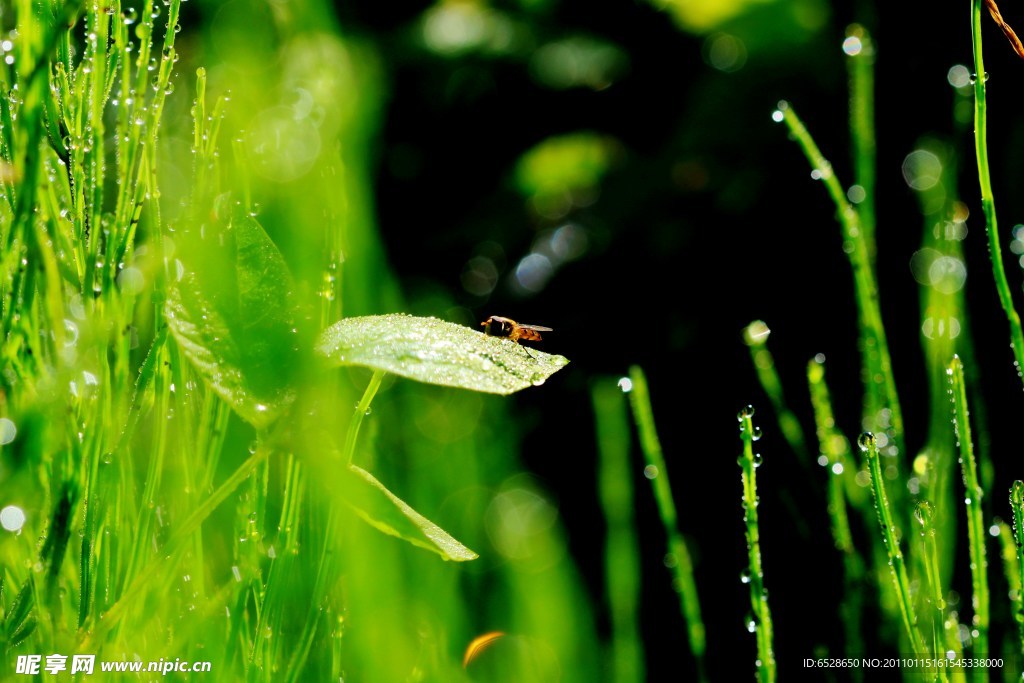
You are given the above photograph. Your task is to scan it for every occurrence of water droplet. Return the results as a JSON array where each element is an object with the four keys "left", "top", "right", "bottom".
[
  {"left": 617, "top": 377, "right": 633, "bottom": 392},
  {"left": 736, "top": 405, "right": 755, "bottom": 421},
  {"left": 857, "top": 432, "right": 875, "bottom": 451}
]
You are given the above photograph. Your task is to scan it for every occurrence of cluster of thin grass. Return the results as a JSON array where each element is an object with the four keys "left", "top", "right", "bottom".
[
  {"left": 745, "top": 7, "right": 1024, "bottom": 676},
  {"left": 2, "top": 4, "right": 601, "bottom": 681},
  {"left": 585, "top": 9, "right": 1024, "bottom": 681}
]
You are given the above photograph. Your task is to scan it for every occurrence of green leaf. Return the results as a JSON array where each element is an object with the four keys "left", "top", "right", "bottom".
[
  {"left": 165, "top": 210, "right": 299, "bottom": 427},
  {"left": 4, "top": 580, "right": 34, "bottom": 642},
  {"left": 316, "top": 314, "right": 569, "bottom": 395},
  {"left": 343, "top": 465, "right": 477, "bottom": 562}
]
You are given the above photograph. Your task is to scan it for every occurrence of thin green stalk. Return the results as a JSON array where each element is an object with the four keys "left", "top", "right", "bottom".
[
  {"left": 1008, "top": 482, "right": 1024, "bottom": 657},
  {"left": 286, "top": 371, "right": 386, "bottom": 680},
  {"left": 948, "top": 356, "right": 990, "bottom": 670},
  {"left": 122, "top": 342, "right": 171, "bottom": 605},
  {"left": 807, "top": 358, "right": 865, "bottom": 675},
  {"left": 592, "top": 379, "right": 644, "bottom": 683},
  {"left": 994, "top": 520, "right": 1024, "bottom": 659},
  {"left": 344, "top": 370, "right": 385, "bottom": 466},
  {"left": 846, "top": 23, "right": 876, "bottom": 260},
  {"left": 737, "top": 406, "right": 775, "bottom": 683},
  {"left": 970, "top": 0, "right": 1024, "bottom": 383},
  {"left": 626, "top": 366, "right": 706, "bottom": 681},
  {"left": 774, "top": 101, "right": 905, "bottom": 464},
  {"left": 914, "top": 502, "right": 960, "bottom": 683},
  {"left": 860, "top": 432, "right": 926, "bottom": 654},
  {"left": 742, "top": 321, "right": 811, "bottom": 467},
  {"left": 80, "top": 444, "right": 272, "bottom": 650}
]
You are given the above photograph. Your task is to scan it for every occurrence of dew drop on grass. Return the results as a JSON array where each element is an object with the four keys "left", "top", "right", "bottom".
[
  {"left": 617, "top": 377, "right": 632, "bottom": 392},
  {"left": 857, "top": 432, "right": 875, "bottom": 451},
  {"left": 736, "top": 405, "right": 755, "bottom": 421},
  {"left": 739, "top": 570, "right": 751, "bottom": 584},
  {"left": 643, "top": 464, "right": 658, "bottom": 479}
]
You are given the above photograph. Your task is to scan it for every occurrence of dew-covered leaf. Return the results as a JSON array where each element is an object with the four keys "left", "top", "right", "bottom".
[
  {"left": 316, "top": 314, "right": 569, "bottom": 395},
  {"left": 165, "top": 210, "right": 299, "bottom": 428},
  {"left": 343, "top": 464, "right": 478, "bottom": 562}
]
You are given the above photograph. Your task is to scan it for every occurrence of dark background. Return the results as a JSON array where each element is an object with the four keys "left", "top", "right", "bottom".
[{"left": 338, "top": 0, "right": 1024, "bottom": 677}]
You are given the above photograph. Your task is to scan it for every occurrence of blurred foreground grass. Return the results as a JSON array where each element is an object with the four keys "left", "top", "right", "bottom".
[{"left": 0, "top": 2, "right": 598, "bottom": 680}]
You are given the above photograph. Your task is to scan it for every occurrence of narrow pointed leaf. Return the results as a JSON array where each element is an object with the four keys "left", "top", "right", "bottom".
[
  {"left": 343, "top": 465, "right": 477, "bottom": 562},
  {"left": 316, "top": 314, "right": 569, "bottom": 395}
]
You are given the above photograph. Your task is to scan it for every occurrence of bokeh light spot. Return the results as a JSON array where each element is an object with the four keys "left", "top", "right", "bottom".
[
  {"left": 902, "top": 150, "right": 942, "bottom": 191},
  {"left": 0, "top": 505, "right": 25, "bottom": 532}
]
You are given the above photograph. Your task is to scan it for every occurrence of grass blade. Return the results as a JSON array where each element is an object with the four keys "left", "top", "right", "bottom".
[
  {"left": 807, "top": 358, "right": 866, "bottom": 673},
  {"left": 948, "top": 356, "right": 990, "bottom": 669},
  {"left": 742, "top": 321, "right": 811, "bottom": 467},
  {"left": 860, "top": 432, "right": 926, "bottom": 654},
  {"left": 773, "top": 101, "right": 905, "bottom": 462},
  {"left": 625, "top": 366, "right": 706, "bottom": 681},
  {"left": 969, "top": 0, "right": 1024, "bottom": 385},
  {"left": 1008, "top": 482, "right": 1024, "bottom": 658},
  {"left": 592, "top": 378, "right": 644, "bottom": 683},
  {"left": 736, "top": 406, "right": 775, "bottom": 683}
]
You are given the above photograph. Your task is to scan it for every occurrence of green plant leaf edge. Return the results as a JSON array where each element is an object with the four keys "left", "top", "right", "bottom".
[{"left": 345, "top": 465, "right": 478, "bottom": 562}]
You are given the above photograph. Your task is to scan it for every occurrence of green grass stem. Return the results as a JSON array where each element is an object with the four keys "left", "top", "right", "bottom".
[
  {"left": 807, "top": 358, "right": 866, "bottom": 672},
  {"left": 859, "top": 432, "right": 927, "bottom": 655},
  {"left": 914, "top": 502, "right": 964, "bottom": 683},
  {"left": 592, "top": 379, "right": 645, "bottom": 683},
  {"left": 736, "top": 407, "right": 775, "bottom": 683},
  {"left": 948, "top": 356, "right": 990, "bottom": 669},
  {"left": 994, "top": 519, "right": 1024, "bottom": 660},
  {"left": 1009, "top": 482, "right": 1024, "bottom": 657},
  {"left": 80, "top": 444, "right": 272, "bottom": 650},
  {"left": 970, "top": 0, "right": 1024, "bottom": 385},
  {"left": 743, "top": 321, "right": 811, "bottom": 467},
  {"left": 285, "top": 371, "right": 386, "bottom": 680},
  {"left": 774, "top": 101, "right": 905, "bottom": 465},
  {"left": 625, "top": 366, "right": 706, "bottom": 680},
  {"left": 845, "top": 23, "right": 876, "bottom": 260}
]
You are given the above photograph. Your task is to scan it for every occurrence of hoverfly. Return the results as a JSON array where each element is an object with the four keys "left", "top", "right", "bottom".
[{"left": 480, "top": 316, "right": 552, "bottom": 344}]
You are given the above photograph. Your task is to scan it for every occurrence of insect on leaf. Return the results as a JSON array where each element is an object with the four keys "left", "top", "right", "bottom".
[{"left": 316, "top": 314, "right": 569, "bottom": 395}]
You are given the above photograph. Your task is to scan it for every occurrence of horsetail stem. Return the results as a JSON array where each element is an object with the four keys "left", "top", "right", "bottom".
[
  {"left": 626, "top": 366, "right": 706, "bottom": 679},
  {"left": 860, "top": 432, "right": 926, "bottom": 654},
  {"left": 948, "top": 356, "right": 989, "bottom": 667},
  {"left": 737, "top": 406, "right": 775, "bottom": 683}
]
